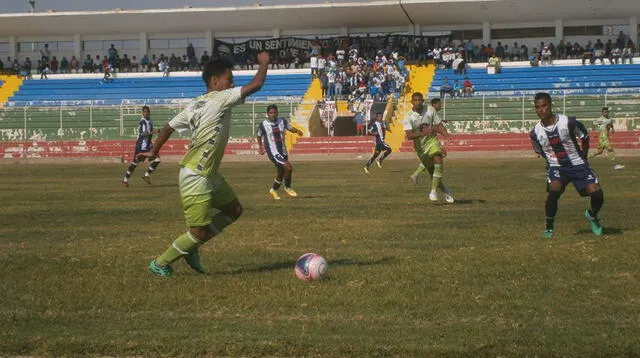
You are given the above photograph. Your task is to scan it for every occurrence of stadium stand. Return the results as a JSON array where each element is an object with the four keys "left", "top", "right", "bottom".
[
  {"left": 429, "top": 64, "right": 640, "bottom": 97},
  {"left": 7, "top": 73, "right": 310, "bottom": 104}
]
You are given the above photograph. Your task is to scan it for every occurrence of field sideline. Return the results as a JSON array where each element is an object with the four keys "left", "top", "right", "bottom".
[{"left": 1, "top": 157, "right": 639, "bottom": 357}]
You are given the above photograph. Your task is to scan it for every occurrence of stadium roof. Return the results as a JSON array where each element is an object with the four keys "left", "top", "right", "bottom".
[{"left": 0, "top": 0, "right": 638, "bottom": 37}]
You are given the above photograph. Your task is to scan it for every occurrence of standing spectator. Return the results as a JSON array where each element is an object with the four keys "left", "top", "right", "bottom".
[
  {"left": 556, "top": 40, "right": 567, "bottom": 60},
  {"left": 487, "top": 53, "right": 501, "bottom": 73},
  {"left": 465, "top": 39, "right": 475, "bottom": 62},
  {"left": 309, "top": 51, "right": 318, "bottom": 77},
  {"left": 510, "top": 42, "right": 520, "bottom": 61},
  {"left": 102, "top": 61, "right": 113, "bottom": 83},
  {"left": 158, "top": 58, "right": 169, "bottom": 77},
  {"left": 616, "top": 31, "right": 627, "bottom": 49},
  {"left": 49, "top": 56, "right": 59, "bottom": 73},
  {"left": 39, "top": 60, "right": 50, "bottom": 79},
  {"left": 40, "top": 44, "right": 50, "bottom": 63},
  {"left": 541, "top": 46, "right": 553, "bottom": 66},
  {"left": 495, "top": 42, "right": 505, "bottom": 59},
  {"left": 199, "top": 51, "right": 210, "bottom": 69},
  {"left": 186, "top": 43, "right": 197, "bottom": 69},
  {"left": 592, "top": 39, "right": 605, "bottom": 64},
  {"left": 140, "top": 54, "right": 150, "bottom": 72},
  {"left": 107, "top": 44, "right": 118, "bottom": 65},
  {"left": 122, "top": 54, "right": 132, "bottom": 72}
]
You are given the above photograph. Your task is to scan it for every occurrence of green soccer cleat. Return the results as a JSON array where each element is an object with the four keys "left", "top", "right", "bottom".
[
  {"left": 148, "top": 259, "right": 172, "bottom": 277},
  {"left": 184, "top": 248, "right": 206, "bottom": 274},
  {"left": 584, "top": 209, "right": 603, "bottom": 236},
  {"left": 542, "top": 229, "right": 553, "bottom": 239}
]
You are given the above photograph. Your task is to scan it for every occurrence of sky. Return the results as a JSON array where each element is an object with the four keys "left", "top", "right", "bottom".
[{"left": 2, "top": 0, "right": 373, "bottom": 13}]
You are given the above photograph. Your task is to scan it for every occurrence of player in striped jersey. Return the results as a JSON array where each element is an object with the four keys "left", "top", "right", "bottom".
[
  {"left": 122, "top": 106, "right": 161, "bottom": 187},
  {"left": 257, "top": 104, "right": 304, "bottom": 200},
  {"left": 363, "top": 112, "right": 392, "bottom": 173},
  {"left": 530, "top": 92, "right": 604, "bottom": 238}
]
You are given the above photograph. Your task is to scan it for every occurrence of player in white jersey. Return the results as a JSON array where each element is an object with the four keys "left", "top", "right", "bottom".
[
  {"left": 122, "top": 106, "right": 161, "bottom": 187},
  {"left": 530, "top": 92, "right": 604, "bottom": 239},
  {"left": 139, "top": 52, "right": 271, "bottom": 276},
  {"left": 363, "top": 112, "right": 392, "bottom": 173},
  {"left": 589, "top": 107, "right": 624, "bottom": 169},
  {"left": 257, "top": 104, "right": 304, "bottom": 200}
]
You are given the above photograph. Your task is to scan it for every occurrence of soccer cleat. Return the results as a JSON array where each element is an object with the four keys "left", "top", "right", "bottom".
[
  {"left": 122, "top": 180, "right": 129, "bottom": 188},
  {"left": 363, "top": 166, "right": 370, "bottom": 174},
  {"left": 542, "top": 229, "right": 554, "bottom": 239},
  {"left": 184, "top": 248, "right": 206, "bottom": 274},
  {"left": 409, "top": 175, "right": 418, "bottom": 185},
  {"left": 376, "top": 160, "right": 383, "bottom": 168},
  {"left": 269, "top": 188, "right": 281, "bottom": 200},
  {"left": 428, "top": 190, "right": 438, "bottom": 202},
  {"left": 148, "top": 259, "right": 172, "bottom": 277},
  {"left": 614, "top": 164, "right": 625, "bottom": 170},
  {"left": 141, "top": 176, "right": 152, "bottom": 185},
  {"left": 584, "top": 209, "right": 603, "bottom": 236},
  {"left": 443, "top": 190, "right": 455, "bottom": 204},
  {"left": 284, "top": 187, "right": 298, "bottom": 197}
]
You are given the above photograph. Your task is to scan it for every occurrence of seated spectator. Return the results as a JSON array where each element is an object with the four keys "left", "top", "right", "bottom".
[
  {"left": 49, "top": 56, "right": 59, "bottom": 73},
  {"left": 83, "top": 55, "right": 94, "bottom": 73},
  {"left": 557, "top": 40, "right": 567, "bottom": 60},
  {"left": 59, "top": 56, "right": 68, "bottom": 74},
  {"left": 452, "top": 80, "right": 462, "bottom": 97},
  {"left": 69, "top": 56, "right": 80, "bottom": 73},
  {"left": 582, "top": 42, "right": 593, "bottom": 65},
  {"left": 462, "top": 77, "right": 474, "bottom": 97},
  {"left": 609, "top": 47, "right": 622, "bottom": 64},
  {"left": 122, "top": 54, "right": 132, "bottom": 72},
  {"left": 541, "top": 46, "right": 553, "bottom": 66},
  {"left": 591, "top": 40, "right": 605, "bottom": 64},
  {"left": 529, "top": 53, "right": 540, "bottom": 67},
  {"left": 439, "top": 77, "right": 454, "bottom": 98},
  {"left": 131, "top": 56, "right": 139, "bottom": 72},
  {"left": 0, "top": 58, "right": 4, "bottom": 73},
  {"left": 200, "top": 51, "right": 210, "bottom": 68},
  {"left": 140, "top": 54, "right": 150, "bottom": 72},
  {"left": 621, "top": 42, "right": 634, "bottom": 64},
  {"left": 487, "top": 53, "right": 501, "bottom": 73}
]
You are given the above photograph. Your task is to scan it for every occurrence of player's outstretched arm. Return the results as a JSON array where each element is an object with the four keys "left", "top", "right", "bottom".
[
  {"left": 138, "top": 123, "right": 175, "bottom": 161},
  {"left": 241, "top": 52, "right": 270, "bottom": 99}
]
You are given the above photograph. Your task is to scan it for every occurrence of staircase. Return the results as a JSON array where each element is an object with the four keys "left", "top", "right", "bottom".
[
  {"left": 0, "top": 75, "right": 24, "bottom": 109},
  {"left": 387, "top": 64, "right": 436, "bottom": 152},
  {"left": 288, "top": 77, "right": 322, "bottom": 151}
]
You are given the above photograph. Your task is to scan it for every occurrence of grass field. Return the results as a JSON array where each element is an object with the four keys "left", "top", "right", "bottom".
[{"left": 1, "top": 156, "right": 639, "bottom": 357}]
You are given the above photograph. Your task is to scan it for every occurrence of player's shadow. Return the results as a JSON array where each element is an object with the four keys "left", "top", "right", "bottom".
[
  {"left": 143, "top": 184, "right": 177, "bottom": 188},
  {"left": 297, "top": 195, "right": 331, "bottom": 199},
  {"left": 575, "top": 227, "right": 624, "bottom": 236},
  {"left": 433, "top": 199, "right": 487, "bottom": 206},
  {"left": 217, "top": 257, "right": 393, "bottom": 275}
]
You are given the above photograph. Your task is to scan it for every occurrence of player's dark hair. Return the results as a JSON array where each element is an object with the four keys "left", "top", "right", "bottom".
[
  {"left": 534, "top": 92, "right": 552, "bottom": 104},
  {"left": 202, "top": 59, "right": 234, "bottom": 87},
  {"left": 266, "top": 104, "right": 278, "bottom": 112},
  {"left": 375, "top": 112, "right": 383, "bottom": 116},
  {"left": 602, "top": 107, "right": 609, "bottom": 111},
  {"left": 411, "top": 92, "right": 423, "bottom": 99},
  {"left": 142, "top": 105, "right": 150, "bottom": 111},
  {"left": 431, "top": 98, "right": 441, "bottom": 105}
]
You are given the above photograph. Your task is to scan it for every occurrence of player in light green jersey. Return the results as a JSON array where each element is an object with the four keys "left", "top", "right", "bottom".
[
  {"left": 589, "top": 107, "right": 624, "bottom": 169},
  {"left": 139, "top": 52, "right": 271, "bottom": 276},
  {"left": 404, "top": 93, "right": 454, "bottom": 203}
]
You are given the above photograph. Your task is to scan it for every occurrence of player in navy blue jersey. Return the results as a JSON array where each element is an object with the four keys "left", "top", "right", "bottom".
[
  {"left": 257, "top": 104, "right": 304, "bottom": 200},
  {"left": 122, "top": 106, "right": 161, "bottom": 187},
  {"left": 530, "top": 92, "right": 604, "bottom": 238},
  {"left": 363, "top": 112, "right": 392, "bottom": 174}
]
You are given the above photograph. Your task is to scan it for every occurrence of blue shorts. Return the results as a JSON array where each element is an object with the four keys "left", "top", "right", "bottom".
[
  {"left": 375, "top": 141, "right": 391, "bottom": 152},
  {"left": 267, "top": 152, "right": 288, "bottom": 168},
  {"left": 547, "top": 164, "right": 598, "bottom": 192}
]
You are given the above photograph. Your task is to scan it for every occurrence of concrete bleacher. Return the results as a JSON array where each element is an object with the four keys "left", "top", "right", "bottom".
[
  {"left": 7, "top": 71, "right": 310, "bottom": 105},
  {"left": 429, "top": 63, "right": 640, "bottom": 97}
]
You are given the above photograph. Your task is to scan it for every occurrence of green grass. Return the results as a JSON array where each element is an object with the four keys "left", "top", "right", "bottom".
[{"left": 1, "top": 157, "right": 640, "bottom": 357}]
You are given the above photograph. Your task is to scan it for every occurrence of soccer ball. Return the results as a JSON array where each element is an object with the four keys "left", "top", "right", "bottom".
[{"left": 295, "top": 253, "right": 328, "bottom": 281}]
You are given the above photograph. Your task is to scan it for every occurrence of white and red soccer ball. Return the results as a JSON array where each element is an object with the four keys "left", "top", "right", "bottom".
[{"left": 295, "top": 253, "right": 328, "bottom": 281}]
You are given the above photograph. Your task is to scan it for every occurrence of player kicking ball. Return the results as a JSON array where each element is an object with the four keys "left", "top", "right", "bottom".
[{"left": 256, "top": 104, "right": 304, "bottom": 200}]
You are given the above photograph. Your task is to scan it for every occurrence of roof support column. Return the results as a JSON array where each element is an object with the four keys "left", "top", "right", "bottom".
[
  {"left": 205, "top": 30, "right": 213, "bottom": 58},
  {"left": 272, "top": 28, "right": 281, "bottom": 38},
  {"left": 73, "top": 33, "right": 81, "bottom": 61},
  {"left": 9, "top": 36, "right": 17, "bottom": 60},
  {"left": 482, "top": 22, "right": 491, "bottom": 45},
  {"left": 139, "top": 32, "right": 148, "bottom": 57},
  {"left": 340, "top": 26, "right": 349, "bottom": 37},
  {"left": 630, "top": 16, "right": 638, "bottom": 53},
  {"left": 409, "top": 24, "right": 421, "bottom": 36},
  {"left": 555, "top": 19, "right": 563, "bottom": 44}
]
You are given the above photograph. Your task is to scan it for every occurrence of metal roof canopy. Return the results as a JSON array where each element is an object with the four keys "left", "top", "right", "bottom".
[{"left": 0, "top": 0, "right": 638, "bottom": 37}]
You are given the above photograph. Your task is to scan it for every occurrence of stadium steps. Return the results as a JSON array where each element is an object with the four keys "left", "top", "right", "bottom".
[
  {"left": 388, "top": 64, "right": 436, "bottom": 152},
  {"left": 0, "top": 75, "right": 24, "bottom": 109},
  {"left": 288, "top": 77, "right": 322, "bottom": 152}
]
